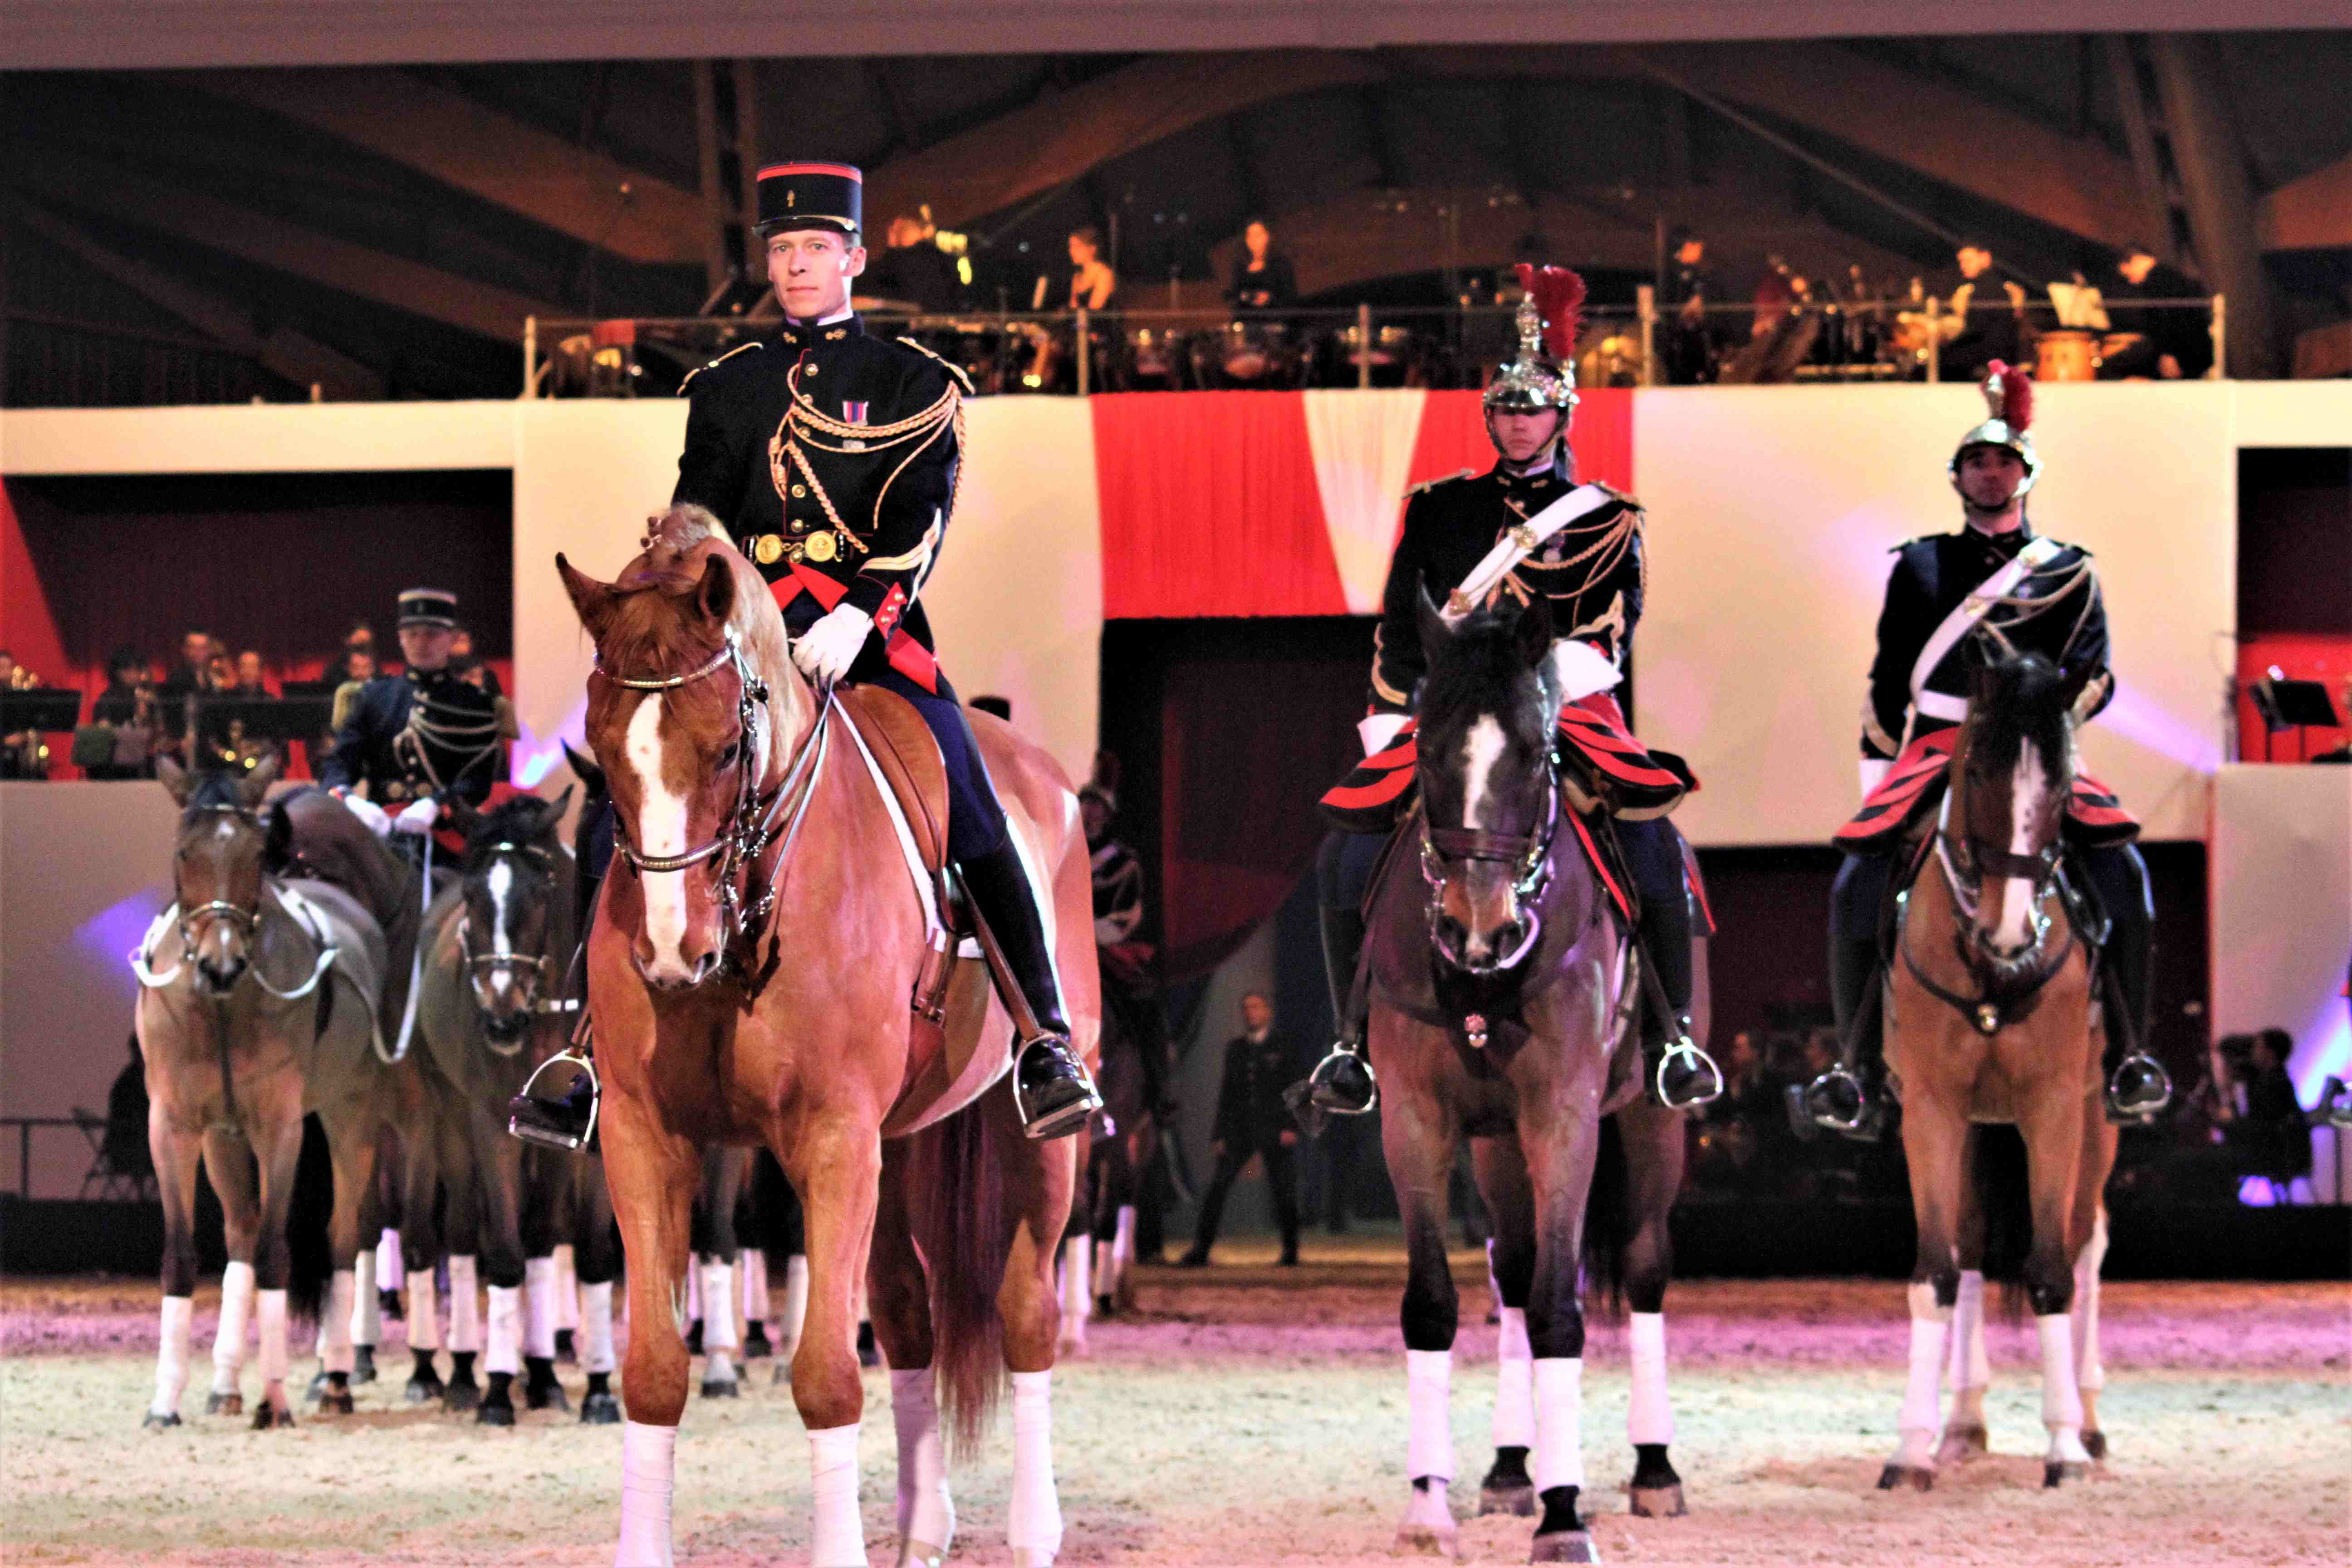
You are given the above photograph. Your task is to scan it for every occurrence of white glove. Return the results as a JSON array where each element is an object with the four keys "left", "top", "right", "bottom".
[
  {"left": 1546, "top": 638, "right": 1623, "bottom": 702},
  {"left": 391, "top": 798, "right": 440, "bottom": 836},
  {"left": 1357, "top": 712, "right": 1409, "bottom": 757},
  {"left": 1858, "top": 758, "right": 1892, "bottom": 799},
  {"left": 341, "top": 793, "right": 391, "bottom": 837},
  {"left": 791, "top": 603, "right": 874, "bottom": 684}
]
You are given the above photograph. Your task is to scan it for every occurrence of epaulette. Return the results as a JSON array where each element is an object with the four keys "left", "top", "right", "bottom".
[
  {"left": 677, "top": 341, "right": 762, "bottom": 395},
  {"left": 1889, "top": 534, "right": 1940, "bottom": 553},
  {"left": 1406, "top": 468, "right": 1476, "bottom": 497},
  {"left": 894, "top": 335, "right": 976, "bottom": 397}
]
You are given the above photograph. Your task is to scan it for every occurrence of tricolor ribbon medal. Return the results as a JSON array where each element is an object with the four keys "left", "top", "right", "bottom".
[{"left": 843, "top": 400, "right": 869, "bottom": 451}]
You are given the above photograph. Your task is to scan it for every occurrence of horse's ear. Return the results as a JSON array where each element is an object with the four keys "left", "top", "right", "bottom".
[
  {"left": 261, "top": 799, "right": 294, "bottom": 874},
  {"left": 1416, "top": 577, "right": 1453, "bottom": 655},
  {"left": 1514, "top": 594, "right": 1555, "bottom": 668},
  {"left": 156, "top": 754, "right": 191, "bottom": 806},
  {"left": 237, "top": 751, "right": 282, "bottom": 807},
  {"left": 538, "top": 785, "right": 576, "bottom": 837},
  {"left": 557, "top": 554, "right": 620, "bottom": 640},
  {"left": 444, "top": 795, "right": 485, "bottom": 842},
  {"left": 562, "top": 740, "right": 606, "bottom": 798},
  {"left": 692, "top": 554, "right": 735, "bottom": 627}
]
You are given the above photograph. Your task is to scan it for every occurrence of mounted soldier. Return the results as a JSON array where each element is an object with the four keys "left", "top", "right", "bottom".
[
  {"left": 1303, "top": 264, "right": 1724, "bottom": 1119},
  {"left": 321, "top": 587, "right": 510, "bottom": 839},
  {"left": 523, "top": 159, "right": 1097, "bottom": 1149},
  {"left": 1800, "top": 363, "right": 2172, "bottom": 1135}
]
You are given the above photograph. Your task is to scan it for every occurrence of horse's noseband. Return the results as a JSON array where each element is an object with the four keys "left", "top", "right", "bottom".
[
  {"left": 457, "top": 840, "right": 577, "bottom": 1034},
  {"left": 175, "top": 803, "right": 264, "bottom": 964},
  {"left": 1421, "top": 758, "right": 1559, "bottom": 971}
]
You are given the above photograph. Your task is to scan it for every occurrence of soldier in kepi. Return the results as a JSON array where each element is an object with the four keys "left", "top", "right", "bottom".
[
  {"left": 523, "top": 161, "right": 1098, "bottom": 1146},
  {"left": 1801, "top": 363, "right": 2171, "bottom": 1136},
  {"left": 321, "top": 587, "right": 510, "bottom": 836},
  {"left": 1303, "top": 265, "right": 1724, "bottom": 1120}
]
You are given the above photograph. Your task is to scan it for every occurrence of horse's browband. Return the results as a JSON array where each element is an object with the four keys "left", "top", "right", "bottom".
[{"left": 593, "top": 633, "right": 737, "bottom": 691}]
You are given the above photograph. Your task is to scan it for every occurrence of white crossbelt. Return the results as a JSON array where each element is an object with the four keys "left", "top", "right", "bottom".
[
  {"left": 1908, "top": 535, "right": 2064, "bottom": 723},
  {"left": 1441, "top": 482, "right": 1620, "bottom": 622}
]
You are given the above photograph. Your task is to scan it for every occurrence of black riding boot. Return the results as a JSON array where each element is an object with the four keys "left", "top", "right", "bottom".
[
  {"left": 1301, "top": 831, "right": 1380, "bottom": 1117},
  {"left": 1801, "top": 933, "right": 1887, "bottom": 1139},
  {"left": 960, "top": 840, "right": 1101, "bottom": 1140},
  {"left": 2084, "top": 845, "right": 2171, "bottom": 1122},
  {"left": 1621, "top": 820, "right": 1721, "bottom": 1110},
  {"left": 507, "top": 1051, "right": 599, "bottom": 1152}
]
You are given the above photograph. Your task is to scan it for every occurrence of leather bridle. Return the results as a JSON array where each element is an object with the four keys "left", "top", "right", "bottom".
[
  {"left": 455, "top": 838, "right": 578, "bottom": 1044},
  {"left": 1420, "top": 750, "right": 1560, "bottom": 974},
  {"left": 1900, "top": 771, "right": 2072, "bottom": 1034}
]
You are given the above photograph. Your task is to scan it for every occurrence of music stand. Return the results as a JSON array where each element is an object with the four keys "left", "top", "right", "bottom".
[
  {"left": 278, "top": 680, "right": 342, "bottom": 701},
  {"left": 191, "top": 695, "right": 334, "bottom": 745},
  {"left": 2249, "top": 673, "right": 2342, "bottom": 762},
  {"left": 0, "top": 688, "right": 86, "bottom": 735}
]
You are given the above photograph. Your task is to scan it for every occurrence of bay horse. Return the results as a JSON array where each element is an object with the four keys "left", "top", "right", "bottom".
[
  {"left": 1877, "top": 647, "right": 2110, "bottom": 1491},
  {"left": 559, "top": 505, "right": 1095, "bottom": 1568},
  {"left": 133, "top": 757, "right": 414, "bottom": 1428},
  {"left": 409, "top": 789, "right": 602, "bottom": 1422},
  {"left": 1368, "top": 592, "right": 1707, "bottom": 1564}
]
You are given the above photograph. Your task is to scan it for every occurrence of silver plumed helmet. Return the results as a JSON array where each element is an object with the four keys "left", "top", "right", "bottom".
[
  {"left": 1483, "top": 265, "right": 1585, "bottom": 415},
  {"left": 1948, "top": 360, "right": 2042, "bottom": 499}
]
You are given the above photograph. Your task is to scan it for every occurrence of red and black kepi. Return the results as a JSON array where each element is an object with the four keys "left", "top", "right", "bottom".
[{"left": 755, "top": 161, "right": 862, "bottom": 237}]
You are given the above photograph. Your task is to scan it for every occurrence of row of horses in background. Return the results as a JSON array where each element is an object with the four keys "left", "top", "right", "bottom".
[{"left": 127, "top": 509, "right": 2129, "bottom": 1568}]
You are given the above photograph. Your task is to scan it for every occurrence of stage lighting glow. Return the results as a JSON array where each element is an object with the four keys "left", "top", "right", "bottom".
[
  {"left": 2094, "top": 680, "right": 2223, "bottom": 774},
  {"left": 510, "top": 700, "right": 588, "bottom": 789},
  {"left": 2292, "top": 999, "right": 2351, "bottom": 1107},
  {"left": 77, "top": 887, "right": 171, "bottom": 980}
]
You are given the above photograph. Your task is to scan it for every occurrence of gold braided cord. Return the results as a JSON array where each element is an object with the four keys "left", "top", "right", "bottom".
[
  {"left": 1500, "top": 502, "right": 1640, "bottom": 612},
  {"left": 1975, "top": 553, "right": 2102, "bottom": 662},
  {"left": 766, "top": 361, "right": 963, "bottom": 568}
]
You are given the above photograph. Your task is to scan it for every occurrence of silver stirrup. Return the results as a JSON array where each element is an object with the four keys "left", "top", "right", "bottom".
[
  {"left": 509, "top": 1049, "right": 599, "bottom": 1152},
  {"left": 1806, "top": 1064, "right": 1868, "bottom": 1133},
  {"left": 1656, "top": 1037, "right": 1724, "bottom": 1109}
]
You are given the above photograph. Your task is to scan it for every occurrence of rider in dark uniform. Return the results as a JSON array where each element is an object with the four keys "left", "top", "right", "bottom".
[
  {"left": 1801, "top": 363, "right": 2171, "bottom": 1134},
  {"left": 320, "top": 587, "right": 507, "bottom": 820},
  {"left": 1303, "top": 267, "right": 1723, "bottom": 1118},
  {"left": 666, "top": 160, "right": 1097, "bottom": 1141}
]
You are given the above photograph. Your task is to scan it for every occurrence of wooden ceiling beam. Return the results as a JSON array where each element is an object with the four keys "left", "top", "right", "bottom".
[
  {"left": 195, "top": 67, "right": 704, "bottom": 267},
  {"left": 2259, "top": 152, "right": 2352, "bottom": 253}
]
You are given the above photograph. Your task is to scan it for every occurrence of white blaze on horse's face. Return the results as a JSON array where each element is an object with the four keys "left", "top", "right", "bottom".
[
  {"left": 625, "top": 691, "right": 698, "bottom": 981},
  {"left": 1460, "top": 715, "right": 1509, "bottom": 830},
  {"left": 485, "top": 860, "right": 515, "bottom": 957},
  {"left": 1988, "top": 745, "right": 2051, "bottom": 956}
]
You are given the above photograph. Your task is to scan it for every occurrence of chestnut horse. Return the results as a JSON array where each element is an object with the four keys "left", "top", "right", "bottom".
[
  {"left": 560, "top": 506, "right": 1094, "bottom": 1568},
  {"left": 1877, "top": 647, "right": 2112, "bottom": 1492},
  {"left": 1369, "top": 593, "right": 1706, "bottom": 1565}
]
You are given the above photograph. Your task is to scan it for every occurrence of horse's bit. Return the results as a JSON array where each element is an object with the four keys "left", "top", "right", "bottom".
[
  {"left": 455, "top": 838, "right": 579, "bottom": 1054},
  {"left": 130, "top": 802, "right": 337, "bottom": 1002},
  {"left": 1420, "top": 753, "right": 1561, "bottom": 975},
  {"left": 1901, "top": 786, "right": 2069, "bottom": 1035}
]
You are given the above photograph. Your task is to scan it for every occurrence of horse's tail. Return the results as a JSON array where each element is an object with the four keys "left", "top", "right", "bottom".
[
  {"left": 909, "top": 1100, "right": 1010, "bottom": 1462},
  {"left": 1970, "top": 1122, "right": 2034, "bottom": 1323},
  {"left": 285, "top": 1112, "right": 337, "bottom": 1326},
  {"left": 1580, "top": 1112, "right": 1630, "bottom": 1319}
]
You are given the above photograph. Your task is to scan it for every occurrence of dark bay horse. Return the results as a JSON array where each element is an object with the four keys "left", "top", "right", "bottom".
[
  {"left": 134, "top": 757, "right": 414, "bottom": 1428},
  {"left": 559, "top": 506, "right": 1095, "bottom": 1567},
  {"left": 1877, "top": 649, "right": 2111, "bottom": 1492},
  {"left": 1368, "top": 593, "right": 1707, "bottom": 1565}
]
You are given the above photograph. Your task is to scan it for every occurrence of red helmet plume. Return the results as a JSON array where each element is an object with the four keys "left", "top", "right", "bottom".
[{"left": 1515, "top": 264, "right": 1587, "bottom": 361}]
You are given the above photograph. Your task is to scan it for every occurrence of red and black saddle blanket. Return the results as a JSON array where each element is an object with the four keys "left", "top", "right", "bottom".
[
  {"left": 1834, "top": 731, "right": 2139, "bottom": 854},
  {"left": 1321, "top": 694, "right": 1697, "bottom": 835}
]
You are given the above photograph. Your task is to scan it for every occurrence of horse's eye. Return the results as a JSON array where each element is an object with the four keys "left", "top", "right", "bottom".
[{"left": 717, "top": 739, "right": 741, "bottom": 768}]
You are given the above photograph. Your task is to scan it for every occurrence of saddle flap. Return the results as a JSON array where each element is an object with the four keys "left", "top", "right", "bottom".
[{"left": 837, "top": 686, "right": 951, "bottom": 882}]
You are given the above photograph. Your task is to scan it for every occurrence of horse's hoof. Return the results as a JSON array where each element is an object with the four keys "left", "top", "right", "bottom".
[
  {"left": 897, "top": 1538, "right": 949, "bottom": 1568},
  {"left": 317, "top": 1389, "right": 355, "bottom": 1416},
  {"left": 856, "top": 1323, "right": 882, "bottom": 1369},
  {"left": 404, "top": 1374, "right": 444, "bottom": 1404},
  {"left": 1876, "top": 1464, "right": 1934, "bottom": 1492},
  {"left": 477, "top": 1399, "right": 516, "bottom": 1428},
  {"left": 580, "top": 1391, "right": 622, "bottom": 1425},
  {"left": 526, "top": 1380, "right": 570, "bottom": 1413},
  {"left": 742, "top": 1323, "right": 772, "bottom": 1360},
  {"left": 1011, "top": 1550, "right": 1057, "bottom": 1568},
  {"left": 206, "top": 1392, "right": 243, "bottom": 1417},
  {"left": 2082, "top": 1430, "right": 2107, "bottom": 1463},
  {"left": 305, "top": 1368, "right": 330, "bottom": 1401},
  {"left": 1629, "top": 1483, "right": 1687, "bottom": 1519},
  {"left": 554, "top": 1329, "right": 576, "bottom": 1364},
  {"left": 351, "top": 1346, "right": 377, "bottom": 1384},
  {"left": 443, "top": 1381, "right": 481, "bottom": 1414},
  {"left": 252, "top": 1402, "right": 295, "bottom": 1431},
  {"left": 700, "top": 1376, "right": 740, "bottom": 1400},
  {"left": 2043, "top": 1459, "right": 2090, "bottom": 1489},
  {"left": 142, "top": 1411, "right": 182, "bottom": 1431},
  {"left": 1392, "top": 1524, "right": 1458, "bottom": 1558},
  {"left": 1530, "top": 1529, "right": 1600, "bottom": 1564},
  {"left": 1935, "top": 1423, "right": 1988, "bottom": 1466},
  {"left": 1480, "top": 1483, "right": 1537, "bottom": 1518},
  {"left": 684, "top": 1320, "right": 704, "bottom": 1356}
]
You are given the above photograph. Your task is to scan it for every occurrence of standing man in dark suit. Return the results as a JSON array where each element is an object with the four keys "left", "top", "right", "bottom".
[{"left": 1181, "top": 993, "right": 1303, "bottom": 1268}]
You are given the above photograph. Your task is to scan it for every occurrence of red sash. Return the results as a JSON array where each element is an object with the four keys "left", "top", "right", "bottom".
[{"left": 1834, "top": 730, "right": 2139, "bottom": 853}]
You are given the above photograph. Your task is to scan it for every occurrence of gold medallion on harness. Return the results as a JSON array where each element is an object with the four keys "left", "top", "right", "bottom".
[
  {"left": 804, "top": 530, "right": 838, "bottom": 563},
  {"left": 753, "top": 533, "right": 785, "bottom": 565}
]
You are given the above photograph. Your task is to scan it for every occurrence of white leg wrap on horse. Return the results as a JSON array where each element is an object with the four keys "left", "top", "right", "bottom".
[
  {"left": 1947, "top": 1270, "right": 1991, "bottom": 1392},
  {"left": 616, "top": 1420, "right": 677, "bottom": 1568},
  {"left": 1532, "top": 1357, "right": 1586, "bottom": 1493},
  {"left": 1059, "top": 1239, "right": 1091, "bottom": 1347},
  {"left": 1896, "top": 1282, "right": 1951, "bottom": 1465},
  {"left": 485, "top": 1284, "right": 523, "bottom": 1376},
  {"left": 2074, "top": 1213, "right": 2109, "bottom": 1392},
  {"left": 1406, "top": 1348, "right": 1454, "bottom": 1483},
  {"left": 354, "top": 1250, "right": 380, "bottom": 1348},
  {"left": 256, "top": 1288, "right": 290, "bottom": 1386},
  {"left": 555, "top": 1244, "right": 580, "bottom": 1331},
  {"left": 1091, "top": 1240, "right": 1112, "bottom": 1300},
  {"left": 779, "top": 1254, "right": 810, "bottom": 1357},
  {"left": 700, "top": 1259, "right": 736, "bottom": 1350},
  {"left": 581, "top": 1281, "right": 618, "bottom": 1374},
  {"left": 406, "top": 1273, "right": 441, "bottom": 1352},
  {"left": 892, "top": 1367, "right": 955, "bottom": 1554},
  {"left": 741, "top": 1250, "right": 769, "bottom": 1323},
  {"left": 212, "top": 1260, "right": 255, "bottom": 1388},
  {"left": 685, "top": 1259, "right": 703, "bottom": 1327},
  {"left": 808, "top": 1423, "right": 867, "bottom": 1568},
  {"left": 153, "top": 1295, "right": 193, "bottom": 1416},
  {"left": 1493, "top": 1306, "right": 1534, "bottom": 1450},
  {"left": 447, "top": 1257, "right": 481, "bottom": 1353},
  {"left": 1627, "top": 1312, "right": 1674, "bottom": 1446},
  {"left": 1007, "top": 1369, "right": 1063, "bottom": 1560},
  {"left": 2036, "top": 1313, "right": 2087, "bottom": 1432},
  {"left": 375, "top": 1230, "right": 404, "bottom": 1293},
  {"left": 322, "top": 1269, "right": 357, "bottom": 1374},
  {"left": 525, "top": 1257, "right": 559, "bottom": 1360},
  {"left": 1113, "top": 1205, "right": 1136, "bottom": 1268}
]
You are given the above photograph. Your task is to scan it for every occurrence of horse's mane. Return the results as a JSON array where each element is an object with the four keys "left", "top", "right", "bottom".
[
  {"left": 461, "top": 795, "right": 555, "bottom": 872},
  {"left": 1970, "top": 648, "right": 2071, "bottom": 778},
  {"left": 1420, "top": 607, "right": 1557, "bottom": 738}
]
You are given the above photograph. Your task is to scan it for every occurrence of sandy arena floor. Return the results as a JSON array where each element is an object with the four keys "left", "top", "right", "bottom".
[{"left": 3, "top": 1239, "right": 2346, "bottom": 1567}]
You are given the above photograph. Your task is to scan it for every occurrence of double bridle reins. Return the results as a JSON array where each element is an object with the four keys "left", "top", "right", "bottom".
[
  {"left": 1900, "top": 774, "right": 2071, "bottom": 1034},
  {"left": 593, "top": 626, "right": 834, "bottom": 973},
  {"left": 132, "top": 802, "right": 337, "bottom": 1003},
  {"left": 1420, "top": 750, "right": 1562, "bottom": 975}
]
